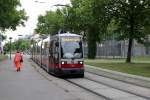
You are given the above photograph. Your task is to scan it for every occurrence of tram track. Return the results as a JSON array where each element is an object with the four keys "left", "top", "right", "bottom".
[
  {"left": 84, "top": 71, "right": 150, "bottom": 100},
  {"left": 31, "top": 60, "right": 108, "bottom": 100},
  {"left": 85, "top": 67, "right": 150, "bottom": 89},
  {"left": 85, "top": 75, "right": 150, "bottom": 100},
  {"left": 65, "top": 79, "right": 112, "bottom": 100},
  {"left": 31, "top": 60, "right": 150, "bottom": 100},
  {"left": 66, "top": 77, "right": 149, "bottom": 100}
]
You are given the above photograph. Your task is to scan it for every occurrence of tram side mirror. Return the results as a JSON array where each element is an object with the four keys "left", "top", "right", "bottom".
[{"left": 55, "top": 42, "right": 59, "bottom": 47}]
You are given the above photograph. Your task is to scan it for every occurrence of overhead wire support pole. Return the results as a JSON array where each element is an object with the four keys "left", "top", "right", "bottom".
[
  {"left": 34, "top": 1, "right": 70, "bottom": 33},
  {"left": 54, "top": 4, "right": 70, "bottom": 33}
]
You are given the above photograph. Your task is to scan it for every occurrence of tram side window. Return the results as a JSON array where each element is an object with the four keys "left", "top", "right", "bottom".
[
  {"left": 50, "top": 40, "right": 56, "bottom": 55},
  {"left": 42, "top": 48, "right": 46, "bottom": 55},
  {"left": 50, "top": 41, "right": 53, "bottom": 56},
  {"left": 54, "top": 41, "right": 59, "bottom": 63},
  {"left": 53, "top": 41, "right": 56, "bottom": 54},
  {"left": 43, "top": 42, "right": 48, "bottom": 55},
  {"left": 55, "top": 41, "right": 59, "bottom": 53}
]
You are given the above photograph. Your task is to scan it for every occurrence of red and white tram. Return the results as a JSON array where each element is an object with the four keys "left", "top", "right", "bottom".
[{"left": 31, "top": 32, "right": 84, "bottom": 77}]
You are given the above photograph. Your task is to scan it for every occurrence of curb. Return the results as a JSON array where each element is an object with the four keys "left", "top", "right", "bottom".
[{"left": 85, "top": 65, "right": 150, "bottom": 88}]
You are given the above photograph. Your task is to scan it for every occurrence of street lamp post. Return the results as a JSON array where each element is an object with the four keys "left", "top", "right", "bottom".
[
  {"left": 9, "top": 37, "right": 12, "bottom": 60},
  {"left": 17, "top": 34, "right": 23, "bottom": 50}
]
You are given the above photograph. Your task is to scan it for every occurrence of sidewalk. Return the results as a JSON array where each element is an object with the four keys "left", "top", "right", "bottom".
[{"left": 0, "top": 55, "right": 77, "bottom": 100}]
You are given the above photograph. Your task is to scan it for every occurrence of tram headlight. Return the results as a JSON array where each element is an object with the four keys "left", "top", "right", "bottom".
[
  {"left": 79, "top": 61, "right": 83, "bottom": 64},
  {"left": 61, "top": 61, "right": 65, "bottom": 64}
]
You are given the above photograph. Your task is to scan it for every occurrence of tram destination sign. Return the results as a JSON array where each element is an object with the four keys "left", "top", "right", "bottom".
[{"left": 61, "top": 37, "right": 80, "bottom": 42}]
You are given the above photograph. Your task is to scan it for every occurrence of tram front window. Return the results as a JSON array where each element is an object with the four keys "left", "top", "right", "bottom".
[{"left": 61, "top": 37, "right": 83, "bottom": 59}]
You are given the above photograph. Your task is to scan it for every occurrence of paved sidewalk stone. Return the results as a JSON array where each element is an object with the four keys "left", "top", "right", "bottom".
[{"left": 0, "top": 55, "right": 78, "bottom": 100}]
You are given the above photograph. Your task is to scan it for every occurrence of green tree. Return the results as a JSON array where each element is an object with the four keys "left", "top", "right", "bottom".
[
  {"left": 2, "top": 34, "right": 7, "bottom": 41},
  {"left": 93, "top": 0, "right": 150, "bottom": 63},
  {"left": 15, "top": 39, "right": 30, "bottom": 51},
  {"left": 0, "top": 0, "right": 27, "bottom": 31},
  {"left": 35, "top": 10, "right": 64, "bottom": 35},
  {"left": 35, "top": 0, "right": 101, "bottom": 58},
  {"left": 67, "top": 0, "right": 104, "bottom": 59},
  {"left": 3, "top": 42, "right": 10, "bottom": 53},
  {"left": 0, "top": 32, "right": 7, "bottom": 41},
  {"left": 3, "top": 39, "right": 30, "bottom": 52},
  {"left": 35, "top": 0, "right": 150, "bottom": 62}
]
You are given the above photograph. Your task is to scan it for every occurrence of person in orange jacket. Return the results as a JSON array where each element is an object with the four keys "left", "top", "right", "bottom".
[{"left": 14, "top": 51, "right": 23, "bottom": 72}]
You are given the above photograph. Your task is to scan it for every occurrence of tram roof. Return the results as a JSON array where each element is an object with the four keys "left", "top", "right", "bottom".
[
  {"left": 43, "top": 36, "right": 50, "bottom": 42},
  {"left": 56, "top": 32, "right": 81, "bottom": 37}
]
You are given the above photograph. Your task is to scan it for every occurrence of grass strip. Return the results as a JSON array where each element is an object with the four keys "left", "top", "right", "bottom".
[{"left": 85, "top": 58, "right": 150, "bottom": 78}]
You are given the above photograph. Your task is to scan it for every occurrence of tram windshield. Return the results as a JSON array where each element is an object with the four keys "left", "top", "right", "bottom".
[{"left": 61, "top": 37, "right": 83, "bottom": 59}]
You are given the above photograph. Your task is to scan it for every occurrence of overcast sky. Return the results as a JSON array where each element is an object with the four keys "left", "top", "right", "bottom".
[{"left": 6, "top": 0, "right": 70, "bottom": 41}]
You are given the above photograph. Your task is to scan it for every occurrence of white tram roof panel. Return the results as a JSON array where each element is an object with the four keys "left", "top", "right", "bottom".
[
  {"left": 30, "top": 34, "right": 40, "bottom": 40},
  {"left": 43, "top": 36, "right": 50, "bottom": 42},
  {"left": 56, "top": 32, "right": 81, "bottom": 37}
]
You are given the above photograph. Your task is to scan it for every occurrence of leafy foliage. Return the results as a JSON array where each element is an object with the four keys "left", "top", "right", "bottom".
[
  {"left": 3, "top": 39, "right": 30, "bottom": 53},
  {"left": 93, "top": 0, "right": 150, "bottom": 62},
  {"left": 35, "top": 10, "right": 64, "bottom": 35},
  {"left": 0, "top": 0, "right": 27, "bottom": 31},
  {"left": 35, "top": 0, "right": 150, "bottom": 62},
  {"left": 67, "top": 0, "right": 105, "bottom": 58}
]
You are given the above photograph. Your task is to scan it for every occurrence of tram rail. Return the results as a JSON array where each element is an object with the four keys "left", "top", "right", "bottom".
[
  {"left": 84, "top": 71, "right": 150, "bottom": 100},
  {"left": 31, "top": 59, "right": 150, "bottom": 100}
]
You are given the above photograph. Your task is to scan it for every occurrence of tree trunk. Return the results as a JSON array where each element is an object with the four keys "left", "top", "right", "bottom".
[
  {"left": 126, "top": 37, "right": 133, "bottom": 63},
  {"left": 126, "top": 1, "right": 134, "bottom": 63},
  {"left": 87, "top": 27, "right": 97, "bottom": 59}
]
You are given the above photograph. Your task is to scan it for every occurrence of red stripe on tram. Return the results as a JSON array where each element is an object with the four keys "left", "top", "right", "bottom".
[
  {"left": 61, "top": 64, "right": 83, "bottom": 68},
  {"left": 48, "top": 64, "right": 83, "bottom": 68}
]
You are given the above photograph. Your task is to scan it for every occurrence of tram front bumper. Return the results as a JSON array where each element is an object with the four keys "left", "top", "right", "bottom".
[{"left": 55, "top": 68, "right": 84, "bottom": 76}]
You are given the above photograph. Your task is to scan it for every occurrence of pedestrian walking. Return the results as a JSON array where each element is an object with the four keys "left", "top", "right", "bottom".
[{"left": 14, "top": 51, "right": 23, "bottom": 72}]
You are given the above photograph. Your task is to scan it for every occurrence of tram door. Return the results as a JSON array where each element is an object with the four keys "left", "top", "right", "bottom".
[
  {"left": 49, "top": 41, "right": 54, "bottom": 72},
  {"left": 49, "top": 40, "right": 59, "bottom": 73},
  {"left": 42, "top": 41, "right": 49, "bottom": 70}
]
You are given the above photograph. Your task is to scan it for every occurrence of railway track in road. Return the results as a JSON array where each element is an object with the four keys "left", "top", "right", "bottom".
[
  {"left": 65, "top": 79, "right": 112, "bottom": 100},
  {"left": 65, "top": 70, "right": 150, "bottom": 100},
  {"left": 67, "top": 78, "right": 149, "bottom": 100},
  {"left": 85, "top": 69, "right": 150, "bottom": 99},
  {"left": 31, "top": 60, "right": 107, "bottom": 100},
  {"left": 31, "top": 60, "right": 150, "bottom": 100}
]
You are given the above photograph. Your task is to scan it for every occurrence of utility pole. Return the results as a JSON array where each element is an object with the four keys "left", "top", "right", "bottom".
[{"left": 54, "top": 4, "right": 70, "bottom": 32}]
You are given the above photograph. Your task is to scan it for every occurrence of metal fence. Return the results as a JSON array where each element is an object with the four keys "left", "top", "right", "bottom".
[{"left": 84, "top": 39, "right": 150, "bottom": 58}]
